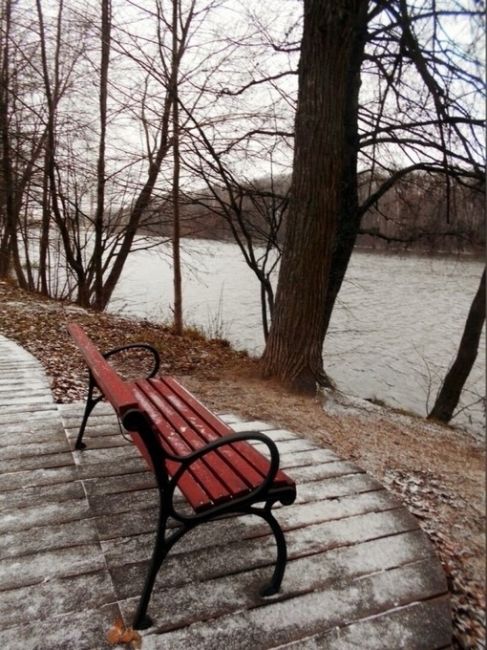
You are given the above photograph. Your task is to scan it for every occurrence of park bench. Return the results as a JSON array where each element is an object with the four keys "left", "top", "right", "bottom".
[{"left": 68, "top": 323, "right": 296, "bottom": 630}]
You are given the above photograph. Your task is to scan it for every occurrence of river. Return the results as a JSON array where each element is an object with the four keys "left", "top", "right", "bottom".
[{"left": 110, "top": 238, "right": 485, "bottom": 438}]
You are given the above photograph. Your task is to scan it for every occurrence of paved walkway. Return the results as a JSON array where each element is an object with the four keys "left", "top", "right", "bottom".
[{"left": 0, "top": 334, "right": 452, "bottom": 649}]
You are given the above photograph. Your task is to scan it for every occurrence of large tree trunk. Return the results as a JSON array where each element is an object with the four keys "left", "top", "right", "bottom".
[
  {"left": 262, "top": 0, "right": 369, "bottom": 393},
  {"left": 428, "top": 268, "right": 485, "bottom": 423},
  {"left": 321, "top": 1, "right": 368, "bottom": 367}
]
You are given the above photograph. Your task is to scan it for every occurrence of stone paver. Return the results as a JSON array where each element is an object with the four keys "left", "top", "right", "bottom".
[{"left": 0, "top": 334, "right": 452, "bottom": 649}]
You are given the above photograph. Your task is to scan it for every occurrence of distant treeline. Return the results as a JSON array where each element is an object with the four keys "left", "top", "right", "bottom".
[
  {"left": 357, "top": 173, "right": 484, "bottom": 254},
  {"left": 137, "top": 172, "right": 485, "bottom": 255}
]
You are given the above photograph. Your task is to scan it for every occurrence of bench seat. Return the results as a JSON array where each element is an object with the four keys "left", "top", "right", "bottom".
[{"left": 129, "top": 376, "right": 295, "bottom": 513}]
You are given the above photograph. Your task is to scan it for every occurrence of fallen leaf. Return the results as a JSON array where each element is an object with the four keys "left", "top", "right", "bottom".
[{"left": 106, "top": 617, "right": 142, "bottom": 648}]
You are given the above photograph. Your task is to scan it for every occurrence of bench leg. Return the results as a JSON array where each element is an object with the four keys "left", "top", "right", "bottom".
[
  {"left": 75, "top": 376, "right": 102, "bottom": 450},
  {"left": 132, "top": 545, "right": 166, "bottom": 631},
  {"left": 132, "top": 503, "right": 287, "bottom": 628},
  {"left": 132, "top": 513, "right": 186, "bottom": 630},
  {"left": 254, "top": 507, "right": 288, "bottom": 597}
]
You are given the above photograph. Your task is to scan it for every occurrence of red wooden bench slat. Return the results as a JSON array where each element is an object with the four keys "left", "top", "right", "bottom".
[
  {"left": 124, "top": 422, "right": 211, "bottom": 512},
  {"left": 136, "top": 379, "right": 250, "bottom": 498},
  {"left": 146, "top": 378, "right": 264, "bottom": 488},
  {"left": 160, "top": 376, "right": 294, "bottom": 490},
  {"left": 164, "top": 458, "right": 211, "bottom": 512},
  {"left": 132, "top": 384, "right": 230, "bottom": 509},
  {"left": 159, "top": 376, "right": 293, "bottom": 489},
  {"left": 125, "top": 411, "right": 212, "bottom": 511},
  {"left": 154, "top": 377, "right": 270, "bottom": 488},
  {"left": 68, "top": 323, "right": 138, "bottom": 416}
]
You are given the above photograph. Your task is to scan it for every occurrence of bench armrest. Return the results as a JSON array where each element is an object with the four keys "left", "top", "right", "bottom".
[
  {"left": 103, "top": 343, "right": 160, "bottom": 379},
  {"left": 169, "top": 431, "right": 280, "bottom": 498}
]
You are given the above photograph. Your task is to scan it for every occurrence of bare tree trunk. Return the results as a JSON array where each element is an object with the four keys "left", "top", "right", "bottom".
[
  {"left": 37, "top": 0, "right": 90, "bottom": 304},
  {"left": 98, "top": 114, "right": 172, "bottom": 309},
  {"left": 0, "top": 0, "right": 26, "bottom": 286},
  {"left": 262, "top": 1, "right": 369, "bottom": 393},
  {"left": 171, "top": 0, "right": 183, "bottom": 335},
  {"left": 93, "top": 0, "right": 111, "bottom": 310},
  {"left": 38, "top": 149, "right": 50, "bottom": 295},
  {"left": 0, "top": 0, "right": 12, "bottom": 278},
  {"left": 428, "top": 268, "right": 486, "bottom": 423}
]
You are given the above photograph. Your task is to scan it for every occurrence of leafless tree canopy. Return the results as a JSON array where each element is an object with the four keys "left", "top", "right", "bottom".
[{"left": 0, "top": 1, "right": 484, "bottom": 348}]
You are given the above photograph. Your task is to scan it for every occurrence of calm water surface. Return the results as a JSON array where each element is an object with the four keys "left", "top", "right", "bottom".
[{"left": 110, "top": 238, "right": 485, "bottom": 437}]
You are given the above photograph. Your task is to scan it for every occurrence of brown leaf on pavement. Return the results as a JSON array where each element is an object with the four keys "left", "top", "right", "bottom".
[{"left": 106, "top": 617, "right": 142, "bottom": 648}]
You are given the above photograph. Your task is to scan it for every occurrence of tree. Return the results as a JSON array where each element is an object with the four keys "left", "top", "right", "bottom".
[
  {"left": 428, "top": 268, "right": 485, "bottom": 423},
  {"left": 0, "top": 0, "right": 47, "bottom": 286},
  {"left": 40, "top": 0, "right": 219, "bottom": 312},
  {"left": 262, "top": 1, "right": 369, "bottom": 392},
  {"left": 261, "top": 0, "right": 485, "bottom": 393},
  {"left": 93, "top": 0, "right": 112, "bottom": 310},
  {"left": 170, "top": 0, "right": 184, "bottom": 334},
  {"left": 1, "top": 0, "right": 202, "bottom": 310},
  {"left": 321, "top": 0, "right": 485, "bottom": 343},
  {"left": 0, "top": 0, "right": 17, "bottom": 278}
]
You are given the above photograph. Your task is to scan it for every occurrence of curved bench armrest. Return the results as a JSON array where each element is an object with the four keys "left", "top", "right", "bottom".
[
  {"left": 168, "top": 431, "right": 280, "bottom": 501},
  {"left": 103, "top": 343, "right": 160, "bottom": 379}
]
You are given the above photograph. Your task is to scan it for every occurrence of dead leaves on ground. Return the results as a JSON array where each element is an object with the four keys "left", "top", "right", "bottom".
[
  {"left": 384, "top": 469, "right": 486, "bottom": 650},
  {"left": 0, "top": 281, "right": 251, "bottom": 406},
  {"left": 106, "top": 617, "right": 142, "bottom": 648}
]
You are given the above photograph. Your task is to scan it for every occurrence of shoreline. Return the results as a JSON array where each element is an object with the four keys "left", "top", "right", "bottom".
[
  {"left": 132, "top": 231, "right": 485, "bottom": 260},
  {"left": 107, "top": 237, "right": 486, "bottom": 438},
  {"left": 106, "top": 287, "right": 484, "bottom": 444}
]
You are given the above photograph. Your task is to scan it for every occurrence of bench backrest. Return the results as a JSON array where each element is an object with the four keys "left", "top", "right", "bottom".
[
  {"left": 67, "top": 323, "right": 139, "bottom": 418},
  {"left": 68, "top": 323, "right": 161, "bottom": 472}
]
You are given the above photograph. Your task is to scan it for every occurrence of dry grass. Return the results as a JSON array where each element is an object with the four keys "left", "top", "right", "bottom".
[{"left": 0, "top": 279, "right": 485, "bottom": 649}]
